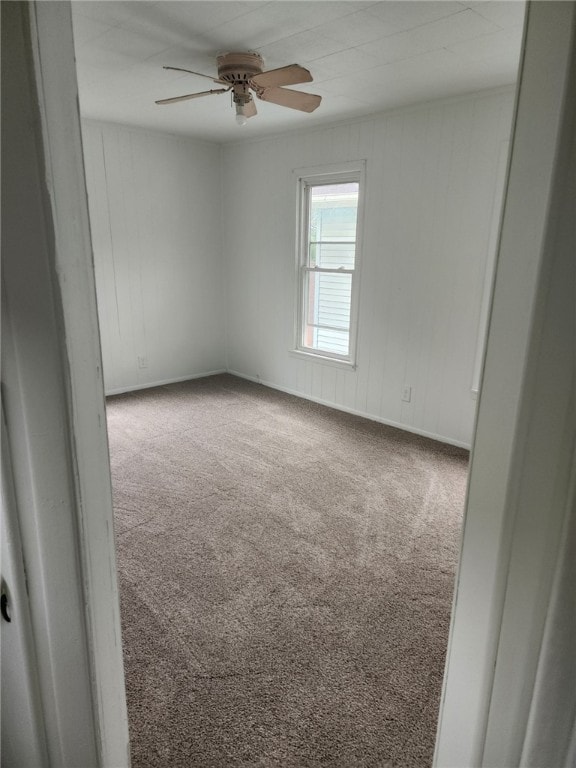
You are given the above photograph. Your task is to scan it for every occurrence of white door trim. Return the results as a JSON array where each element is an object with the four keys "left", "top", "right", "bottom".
[
  {"left": 2, "top": 2, "right": 129, "bottom": 765},
  {"left": 434, "top": 2, "right": 576, "bottom": 765},
  {"left": 29, "top": 3, "right": 130, "bottom": 764}
]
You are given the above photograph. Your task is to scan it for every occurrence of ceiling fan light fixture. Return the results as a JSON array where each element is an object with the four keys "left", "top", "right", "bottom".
[{"left": 235, "top": 103, "right": 248, "bottom": 126}]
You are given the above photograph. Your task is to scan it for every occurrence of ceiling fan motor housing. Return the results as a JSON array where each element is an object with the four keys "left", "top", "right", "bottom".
[
  {"left": 217, "top": 52, "right": 264, "bottom": 106},
  {"left": 217, "top": 52, "right": 264, "bottom": 83}
]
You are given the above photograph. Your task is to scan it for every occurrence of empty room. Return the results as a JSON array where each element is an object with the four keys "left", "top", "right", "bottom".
[{"left": 71, "top": 1, "right": 524, "bottom": 765}]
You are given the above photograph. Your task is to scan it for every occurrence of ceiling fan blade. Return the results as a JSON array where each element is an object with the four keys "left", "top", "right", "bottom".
[
  {"left": 257, "top": 87, "right": 321, "bottom": 113},
  {"left": 244, "top": 99, "right": 257, "bottom": 118},
  {"left": 163, "top": 65, "right": 227, "bottom": 85},
  {"left": 155, "top": 88, "right": 229, "bottom": 105},
  {"left": 251, "top": 64, "right": 313, "bottom": 89}
]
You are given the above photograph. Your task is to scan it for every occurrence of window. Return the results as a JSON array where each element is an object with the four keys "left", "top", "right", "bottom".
[{"left": 295, "top": 163, "right": 364, "bottom": 365}]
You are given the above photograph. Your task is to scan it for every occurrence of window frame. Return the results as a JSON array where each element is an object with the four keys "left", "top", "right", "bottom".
[{"left": 293, "top": 161, "right": 366, "bottom": 368}]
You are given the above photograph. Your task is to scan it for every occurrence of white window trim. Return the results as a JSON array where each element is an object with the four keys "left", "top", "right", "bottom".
[{"left": 293, "top": 161, "right": 366, "bottom": 368}]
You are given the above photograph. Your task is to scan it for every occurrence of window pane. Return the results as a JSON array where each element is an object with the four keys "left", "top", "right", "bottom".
[
  {"left": 309, "top": 242, "right": 355, "bottom": 269},
  {"left": 314, "top": 327, "right": 350, "bottom": 356},
  {"left": 309, "top": 182, "right": 359, "bottom": 244},
  {"left": 298, "top": 171, "right": 361, "bottom": 362},
  {"left": 304, "top": 271, "right": 352, "bottom": 355}
]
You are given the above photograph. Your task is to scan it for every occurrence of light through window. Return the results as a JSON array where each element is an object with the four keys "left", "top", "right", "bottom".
[{"left": 296, "top": 167, "right": 363, "bottom": 364}]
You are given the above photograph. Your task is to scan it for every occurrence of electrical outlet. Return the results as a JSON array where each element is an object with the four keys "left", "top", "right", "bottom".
[
  {"left": 402, "top": 385, "right": 412, "bottom": 403},
  {"left": 138, "top": 356, "right": 148, "bottom": 369}
]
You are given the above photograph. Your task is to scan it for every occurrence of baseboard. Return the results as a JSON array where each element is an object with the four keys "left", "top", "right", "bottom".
[
  {"left": 105, "top": 369, "right": 227, "bottom": 396},
  {"left": 228, "top": 370, "right": 471, "bottom": 450}
]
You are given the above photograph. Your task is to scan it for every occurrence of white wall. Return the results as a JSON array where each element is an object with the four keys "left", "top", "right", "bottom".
[
  {"left": 82, "top": 120, "right": 225, "bottom": 393},
  {"left": 84, "top": 90, "right": 514, "bottom": 446},
  {"left": 223, "top": 89, "right": 514, "bottom": 447}
]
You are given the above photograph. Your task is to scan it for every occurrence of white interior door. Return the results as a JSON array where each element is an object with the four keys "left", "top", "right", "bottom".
[{"left": 1, "top": 408, "right": 48, "bottom": 768}]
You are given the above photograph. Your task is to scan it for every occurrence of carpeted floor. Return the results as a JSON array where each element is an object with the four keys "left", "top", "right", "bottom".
[{"left": 106, "top": 374, "right": 468, "bottom": 768}]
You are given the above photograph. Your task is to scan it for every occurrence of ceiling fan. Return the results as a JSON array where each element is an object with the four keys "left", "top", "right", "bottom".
[{"left": 155, "top": 52, "right": 322, "bottom": 126}]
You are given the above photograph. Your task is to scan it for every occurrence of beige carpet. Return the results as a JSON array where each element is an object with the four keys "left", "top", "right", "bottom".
[{"left": 106, "top": 374, "right": 468, "bottom": 767}]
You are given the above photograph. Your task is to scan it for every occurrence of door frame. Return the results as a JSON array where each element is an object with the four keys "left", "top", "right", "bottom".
[
  {"left": 2, "top": 2, "right": 129, "bottom": 765},
  {"left": 434, "top": 2, "right": 576, "bottom": 765},
  {"left": 6, "top": 1, "right": 575, "bottom": 765}
]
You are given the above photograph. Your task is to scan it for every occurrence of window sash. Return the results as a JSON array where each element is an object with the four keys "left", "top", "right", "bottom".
[
  {"left": 302, "top": 266, "right": 355, "bottom": 274},
  {"left": 300, "top": 183, "right": 358, "bottom": 359},
  {"left": 295, "top": 165, "right": 364, "bottom": 365},
  {"left": 301, "top": 268, "right": 354, "bottom": 337}
]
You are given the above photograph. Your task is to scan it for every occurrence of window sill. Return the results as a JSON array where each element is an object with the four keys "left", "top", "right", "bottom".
[{"left": 289, "top": 349, "right": 357, "bottom": 371}]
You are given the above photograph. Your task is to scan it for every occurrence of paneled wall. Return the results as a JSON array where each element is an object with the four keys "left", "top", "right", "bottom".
[
  {"left": 223, "top": 89, "right": 514, "bottom": 447},
  {"left": 83, "top": 90, "right": 514, "bottom": 445},
  {"left": 82, "top": 121, "right": 225, "bottom": 393}
]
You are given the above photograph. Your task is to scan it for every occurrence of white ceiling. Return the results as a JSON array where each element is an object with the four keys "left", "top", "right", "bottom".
[{"left": 71, "top": 0, "right": 525, "bottom": 143}]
